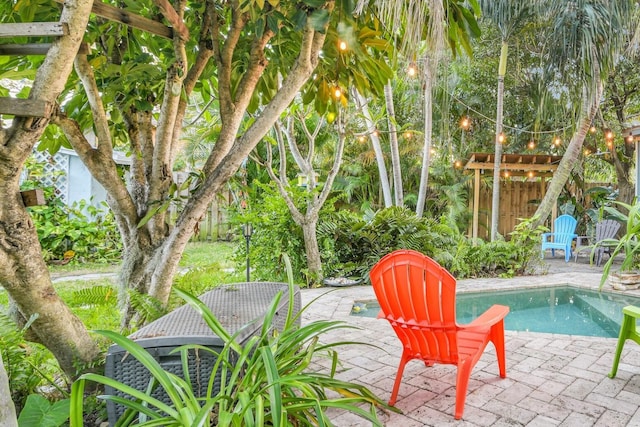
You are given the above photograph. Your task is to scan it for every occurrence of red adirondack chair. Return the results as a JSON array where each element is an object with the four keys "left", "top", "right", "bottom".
[{"left": 369, "top": 249, "right": 510, "bottom": 419}]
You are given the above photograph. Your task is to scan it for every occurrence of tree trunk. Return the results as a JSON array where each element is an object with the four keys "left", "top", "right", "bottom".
[
  {"left": 0, "top": 353, "right": 17, "bottom": 427},
  {"left": 490, "top": 42, "right": 508, "bottom": 241},
  {"left": 384, "top": 81, "right": 403, "bottom": 207},
  {"left": 0, "top": 172, "right": 101, "bottom": 378},
  {"left": 416, "top": 55, "right": 434, "bottom": 218},
  {"left": 533, "top": 85, "right": 602, "bottom": 228},
  {"left": 355, "top": 90, "right": 393, "bottom": 208},
  {"left": 301, "top": 219, "right": 322, "bottom": 281},
  {"left": 0, "top": 0, "right": 100, "bottom": 379}
]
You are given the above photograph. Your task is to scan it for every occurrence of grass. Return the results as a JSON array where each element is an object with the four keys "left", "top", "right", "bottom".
[{"left": 0, "top": 240, "right": 242, "bottom": 325}]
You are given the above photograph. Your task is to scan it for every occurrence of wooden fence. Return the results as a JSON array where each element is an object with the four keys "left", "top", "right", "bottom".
[{"left": 471, "top": 179, "right": 609, "bottom": 240}]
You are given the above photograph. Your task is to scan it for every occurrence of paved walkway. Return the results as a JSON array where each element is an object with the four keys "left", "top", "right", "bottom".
[{"left": 300, "top": 256, "right": 640, "bottom": 426}]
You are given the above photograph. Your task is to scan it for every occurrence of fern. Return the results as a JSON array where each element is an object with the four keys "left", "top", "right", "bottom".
[
  {"left": 128, "top": 290, "right": 167, "bottom": 326},
  {"left": 70, "top": 285, "right": 117, "bottom": 306}
]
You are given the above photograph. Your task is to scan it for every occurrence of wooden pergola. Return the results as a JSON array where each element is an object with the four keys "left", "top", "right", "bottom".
[{"left": 464, "top": 152, "right": 563, "bottom": 239}]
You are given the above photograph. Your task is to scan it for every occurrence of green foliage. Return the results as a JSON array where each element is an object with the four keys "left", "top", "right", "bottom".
[
  {"left": 17, "top": 394, "right": 69, "bottom": 427},
  {"left": 0, "top": 312, "right": 61, "bottom": 413},
  {"left": 449, "top": 217, "right": 545, "bottom": 278},
  {"left": 600, "top": 201, "right": 640, "bottom": 288},
  {"left": 70, "top": 283, "right": 395, "bottom": 426},
  {"left": 231, "top": 183, "right": 310, "bottom": 285},
  {"left": 28, "top": 196, "right": 122, "bottom": 264},
  {"left": 319, "top": 207, "right": 459, "bottom": 280},
  {"left": 20, "top": 158, "right": 122, "bottom": 264}
]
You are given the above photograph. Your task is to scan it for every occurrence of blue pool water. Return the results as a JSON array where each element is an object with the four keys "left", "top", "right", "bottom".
[{"left": 351, "top": 286, "right": 640, "bottom": 338}]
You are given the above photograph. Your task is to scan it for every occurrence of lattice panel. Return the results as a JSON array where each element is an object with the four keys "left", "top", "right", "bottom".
[{"left": 31, "top": 150, "right": 69, "bottom": 203}]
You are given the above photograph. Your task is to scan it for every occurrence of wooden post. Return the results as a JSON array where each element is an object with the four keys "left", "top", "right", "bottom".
[
  {"left": 21, "top": 189, "right": 45, "bottom": 207},
  {"left": 473, "top": 169, "right": 480, "bottom": 241}
]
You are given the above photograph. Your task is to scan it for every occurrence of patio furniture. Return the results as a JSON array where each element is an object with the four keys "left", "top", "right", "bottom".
[
  {"left": 541, "top": 214, "right": 578, "bottom": 262},
  {"left": 104, "top": 282, "right": 300, "bottom": 424},
  {"left": 609, "top": 305, "right": 640, "bottom": 378},
  {"left": 369, "top": 249, "right": 509, "bottom": 419},
  {"left": 574, "top": 219, "right": 621, "bottom": 266}
]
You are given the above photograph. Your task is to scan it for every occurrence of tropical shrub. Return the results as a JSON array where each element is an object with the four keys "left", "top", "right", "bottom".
[
  {"left": 20, "top": 156, "right": 122, "bottom": 264},
  {"left": 70, "top": 282, "right": 395, "bottom": 426},
  {"left": 0, "top": 312, "right": 64, "bottom": 414}
]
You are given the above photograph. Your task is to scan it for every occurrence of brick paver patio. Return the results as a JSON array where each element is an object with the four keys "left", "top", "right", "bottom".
[{"left": 301, "top": 257, "right": 640, "bottom": 426}]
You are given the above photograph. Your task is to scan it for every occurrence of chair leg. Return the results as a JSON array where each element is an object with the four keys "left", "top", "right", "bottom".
[
  {"left": 389, "top": 353, "right": 410, "bottom": 405},
  {"left": 491, "top": 321, "right": 507, "bottom": 378},
  {"left": 610, "top": 306, "right": 640, "bottom": 378},
  {"left": 595, "top": 247, "right": 604, "bottom": 267},
  {"left": 610, "top": 314, "right": 633, "bottom": 378},
  {"left": 454, "top": 361, "right": 473, "bottom": 420}
]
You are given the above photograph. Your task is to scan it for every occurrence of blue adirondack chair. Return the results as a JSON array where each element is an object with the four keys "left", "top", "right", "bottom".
[{"left": 541, "top": 214, "right": 578, "bottom": 262}]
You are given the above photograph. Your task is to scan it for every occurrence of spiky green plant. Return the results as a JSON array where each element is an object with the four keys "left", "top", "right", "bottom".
[{"left": 70, "top": 259, "right": 395, "bottom": 426}]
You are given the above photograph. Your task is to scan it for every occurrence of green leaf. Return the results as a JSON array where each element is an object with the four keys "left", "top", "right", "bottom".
[
  {"left": 309, "top": 9, "right": 330, "bottom": 32},
  {"left": 17, "top": 395, "right": 70, "bottom": 427}
]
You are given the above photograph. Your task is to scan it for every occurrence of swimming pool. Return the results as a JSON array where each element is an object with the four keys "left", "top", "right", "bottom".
[{"left": 350, "top": 285, "right": 640, "bottom": 338}]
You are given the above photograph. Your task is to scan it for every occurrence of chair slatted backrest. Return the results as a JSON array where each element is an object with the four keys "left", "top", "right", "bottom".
[
  {"left": 370, "top": 250, "right": 460, "bottom": 364},
  {"left": 596, "top": 219, "right": 620, "bottom": 242},
  {"left": 554, "top": 214, "right": 578, "bottom": 243}
]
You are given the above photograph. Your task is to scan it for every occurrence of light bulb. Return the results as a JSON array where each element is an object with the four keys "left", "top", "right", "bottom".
[
  {"left": 590, "top": 126, "right": 597, "bottom": 133},
  {"left": 528, "top": 140, "right": 535, "bottom": 150},
  {"left": 498, "top": 133, "right": 506, "bottom": 143},
  {"left": 407, "top": 64, "right": 417, "bottom": 77},
  {"left": 461, "top": 117, "right": 470, "bottom": 130},
  {"left": 339, "top": 40, "right": 347, "bottom": 51},
  {"left": 334, "top": 87, "right": 342, "bottom": 99}
]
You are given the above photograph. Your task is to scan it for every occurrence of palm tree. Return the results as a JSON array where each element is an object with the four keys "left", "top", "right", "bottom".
[
  {"left": 479, "top": 0, "right": 535, "bottom": 241},
  {"left": 532, "top": 0, "right": 637, "bottom": 228}
]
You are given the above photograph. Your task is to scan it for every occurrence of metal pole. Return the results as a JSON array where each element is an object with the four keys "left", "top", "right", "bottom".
[
  {"left": 243, "top": 223, "right": 252, "bottom": 282},
  {"left": 245, "top": 233, "right": 250, "bottom": 282}
]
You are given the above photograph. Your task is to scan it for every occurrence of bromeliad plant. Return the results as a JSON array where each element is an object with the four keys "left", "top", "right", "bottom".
[{"left": 70, "top": 276, "right": 395, "bottom": 425}]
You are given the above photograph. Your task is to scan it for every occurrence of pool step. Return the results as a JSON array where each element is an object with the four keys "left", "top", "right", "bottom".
[{"left": 573, "top": 294, "right": 623, "bottom": 337}]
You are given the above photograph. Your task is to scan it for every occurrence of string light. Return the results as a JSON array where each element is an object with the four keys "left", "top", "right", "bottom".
[
  {"left": 338, "top": 40, "right": 347, "bottom": 51},
  {"left": 372, "top": 130, "right": 379, "bottom": 137},
  {"left": 627, "top": 134, "right": 634, "bottom": 143},
  {"left": 554, "top": 136, "right": 562, "bottom": 146},
  {"left": 334, "top": 87, "right": 342, "bottom": 99},
  {"left": 407, "top": 63, "right": 417, "bottom": 77},
  {"left": 404, "top": 131, "right": 412, "bottom": 139},
  {"left": 497, "top": 132, "right": 506, "bottom": 143},
  {"left": 358, "top": 136, "right": 366, "bottom": 143},
  {"left": 454, "top": 160, "right": 462, "bottom": 168},
  {"left": 460, "top": 117, "right": 470, "bottom": 130},
  {"left": 605, "top": 129, "right": 614, "bottom": 140},
  {"left": 504, "top": 171, "right": 510, "bottom": 177},
  {"left": 590, "top": 126, "right": 597, "bottom": 133},
  {"left": 528, "top": 171, "right": 535, "bottom": 179},
  {"left": 528, "top": 140, "right": 536, "bottom": 150},
  {"left": 607, "top": 140, "right": 613, "bottom": 149}
]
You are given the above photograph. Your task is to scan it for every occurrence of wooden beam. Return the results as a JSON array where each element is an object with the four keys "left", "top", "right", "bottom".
[
  {"left": 53, "top": 0, "right": 173, "bottom": 40},
  {"left": 0, "top": 98, "right": 53, "bottom": 118},
  {"left": 465, "top": 162, "right": 558, "bottom": 172},
  {"left": 0, "top": 22, "right": 68, "bottom": 38},
  {"left": 0, "top": 43, "right": 51, "bottom": 55},
  {"left": 0, "top": 42, "right": 89, "bottom": 56}
]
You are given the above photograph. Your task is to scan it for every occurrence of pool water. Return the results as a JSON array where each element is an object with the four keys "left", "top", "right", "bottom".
[{"left": 351, "top": 286, "right": 640, "bottom": 338}]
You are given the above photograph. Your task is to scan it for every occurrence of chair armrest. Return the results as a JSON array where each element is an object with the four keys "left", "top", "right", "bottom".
[
  {"left": 461, "top": 304, "right": 509, "bottom": 330},
  {"left": 541, "top": 232, "right": 552, "bottom": 242},
  {"left": 575, "top": 235, "right": 590, "bottom": 246}
]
